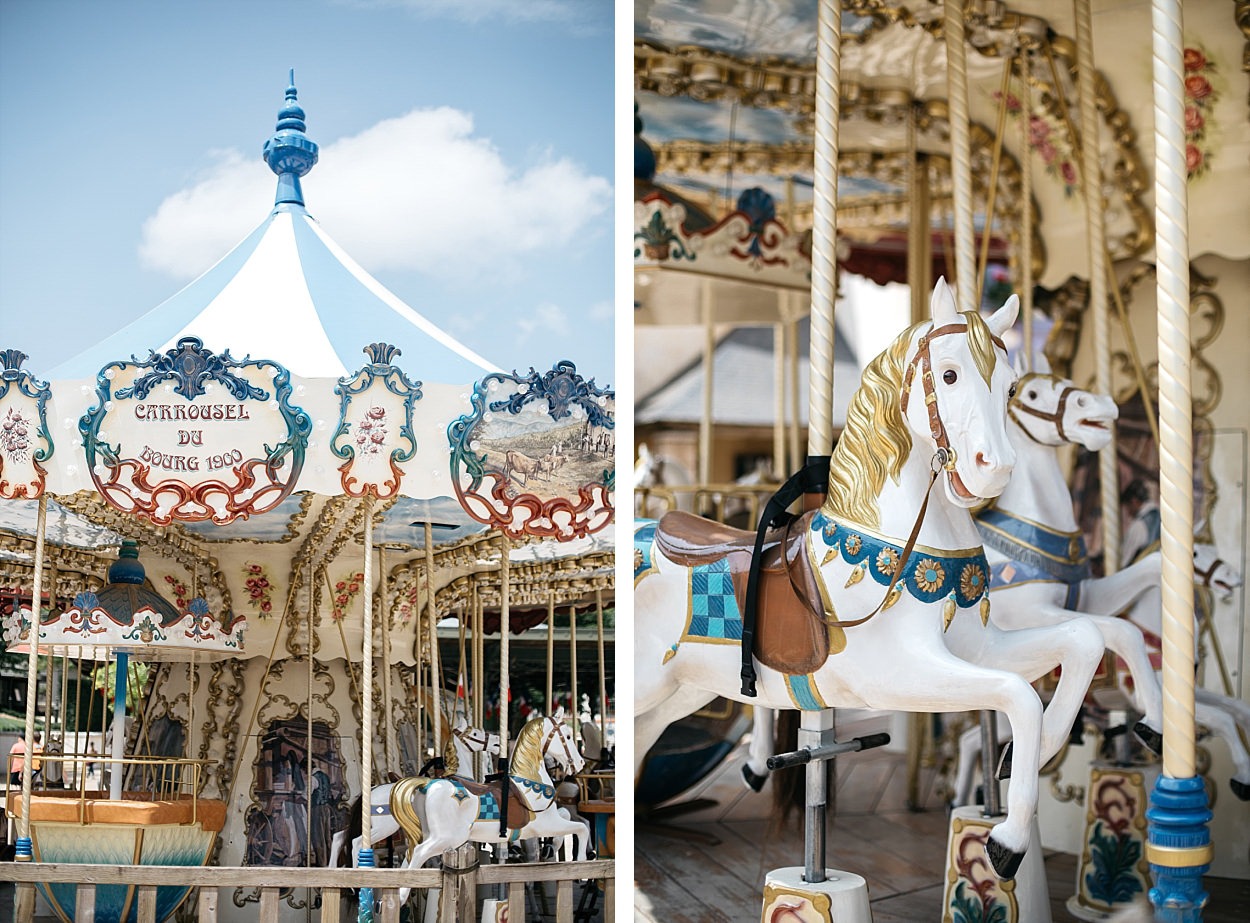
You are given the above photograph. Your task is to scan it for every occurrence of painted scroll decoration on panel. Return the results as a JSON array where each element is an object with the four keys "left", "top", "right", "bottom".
[
  {"left": 330, "top": 342, "right": 421, "bottom": 499},
  {"left": 0, "top": 350, "right": 53, "bottom": 500},
  {"left": 79, "top": 336, "right": 311, "bottom": 526},
  {"left": 448, "top": 360, "right": 614, "bottom": 539}
]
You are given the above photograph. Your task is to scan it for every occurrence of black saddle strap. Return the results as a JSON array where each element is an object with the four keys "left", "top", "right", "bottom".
[
  {"left": 495, "top": 757, "right": 509, "bottom": 838},
  {"left": 741, "top": 456, "right": 830, "bottom": 696}
]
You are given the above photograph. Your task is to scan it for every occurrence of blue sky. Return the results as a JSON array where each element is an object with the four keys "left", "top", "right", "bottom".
[{"left": 0, "top": 0, "right": 614, "bottom": 388}]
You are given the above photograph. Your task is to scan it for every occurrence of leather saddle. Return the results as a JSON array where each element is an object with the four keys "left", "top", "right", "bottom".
[
  {"left": 445, "top": 775, "right": 534, "bottom": 831},
  {"left": 655, "top": 509, "right": 829, "bottom": 675}
]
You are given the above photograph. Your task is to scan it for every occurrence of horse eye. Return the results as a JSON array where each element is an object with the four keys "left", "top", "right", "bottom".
[
  {"left": 943, "top": 370, "right": 957, "bottom": 385},
  {"left": 1008, "top": 383, "right": 1017, "bottom": 398},
  {"left": 1028, "top": 390, "right": 1037, "bottom": 400}
]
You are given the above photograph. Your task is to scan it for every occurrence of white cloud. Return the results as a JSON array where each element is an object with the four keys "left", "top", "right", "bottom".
[
  {"left": 139, "top": 106, "right": 611, "bottom": 283},
  {"left": 588, "top": 300, "right": 614, "bottom": 321},
  {"left": 516, "top": 303, "right": 570, "bottom": 341}
]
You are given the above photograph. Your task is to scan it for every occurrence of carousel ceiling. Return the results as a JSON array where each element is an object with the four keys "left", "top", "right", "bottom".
[{"left": 635, "top": 1, "right": 1250, "bottom": 288}]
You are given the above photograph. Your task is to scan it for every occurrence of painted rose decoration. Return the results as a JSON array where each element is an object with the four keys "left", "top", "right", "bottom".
[{"left": 1181, "top": 44, "right": 1218, "bottom": 180}]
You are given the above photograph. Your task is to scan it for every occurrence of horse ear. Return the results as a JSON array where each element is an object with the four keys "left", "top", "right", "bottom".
[
  {"left": 1012, "top": 352, "right": 1026, "bottom": 377},
  {"left": 1033, "top": 350, "right": 1052, "bottom": 375},
  {"left": 930, "top": 277, "right": 959, "bottom": 327},
  {"left": 987, "top": 294, "right": 1019, "bottom": 338}
]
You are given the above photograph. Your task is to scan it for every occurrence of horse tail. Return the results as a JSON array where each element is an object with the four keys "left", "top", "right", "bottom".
[{"left": 390, "top": 777, "right": 427, "bottom": 855}]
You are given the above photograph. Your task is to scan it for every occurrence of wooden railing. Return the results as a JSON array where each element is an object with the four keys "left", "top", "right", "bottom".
[{"left": 6, "top": 855, "right": 615, "bottom": 923}]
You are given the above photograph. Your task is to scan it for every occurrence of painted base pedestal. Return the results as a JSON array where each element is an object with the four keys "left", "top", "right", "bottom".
[
  {"left": 942, "top": 807, "right": 1050, "bottom": 923},
  {"left": 1066, "top": 761, "right": 1160, "bottom": 921},
  {"left": 480, "top": 897, "right": 505, "bottom": 923},
  {"left": 761, "top": 868, "right": 871, "bottom": 923}
]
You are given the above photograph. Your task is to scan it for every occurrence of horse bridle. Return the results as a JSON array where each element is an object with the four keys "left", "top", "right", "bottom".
[
  {"left": 542, "top": 719, "right": 579, "bottom": 770},
  {"left": 453, "top": 724, "right": 494, "bottom": 752},
  {"left": 900, "top": 321, "right": 1008, "bottom": 473},
  {"left": 1195, "top": 554, "right": 1226, "bottom": 589},
  {"left": 804, "top": 321, "right": 1008, "bottom": 631},
  {"left": 1007, "top": 372, "right": 1076, "bottom": 444}
]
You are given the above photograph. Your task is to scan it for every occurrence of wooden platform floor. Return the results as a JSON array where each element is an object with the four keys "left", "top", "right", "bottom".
[{"left": 635, "top": 711, "right": 1250, "bottom": 922}]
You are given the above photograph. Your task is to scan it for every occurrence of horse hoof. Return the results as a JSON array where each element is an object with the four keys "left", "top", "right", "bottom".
[
  {"left": 985, "top": 836, "right": 1025, "bottom": 880},
  {"left": 995, "top": 742, "right": 1012, "bottom": 781},
  {"left": 1133, "top": 721, "right": 1163, "bottom": 755},
  {"left": 741, "top": 764, "right": 767, "bottom": 793},
  {"left": 1231, "top": 778, "right": 1250, "bottom": 802}
]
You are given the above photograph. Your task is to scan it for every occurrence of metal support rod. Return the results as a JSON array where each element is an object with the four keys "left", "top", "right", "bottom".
[
  {"left": 766, "top": 732, "right": 890, "bottom": 771},
  {"left": 978, "top": 711, "right": 1002, "bottom": 817},
  {"left": 800, "top": 709, "right": 835, "bottom": 883}
]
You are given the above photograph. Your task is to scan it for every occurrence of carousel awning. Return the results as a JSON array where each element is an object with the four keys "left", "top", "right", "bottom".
[{"left": 48, "top": 78, "right": 501, "bottom": 386}]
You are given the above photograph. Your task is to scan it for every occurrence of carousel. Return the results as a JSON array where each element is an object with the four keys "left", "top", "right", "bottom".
[
  {"left": 2, "top": 76, "right": 615, "bottom": 923},
  {"left": 633, "top": 1, "right": 1247, "bottom": 921}
]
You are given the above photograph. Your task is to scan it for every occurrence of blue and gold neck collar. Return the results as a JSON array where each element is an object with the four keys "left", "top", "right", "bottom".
[
  {"left": 975, "top": 507, "right": 1090, "bottom": 585},
  {"left": 810, "top": 510, "right": 991, "bottom": 628}
]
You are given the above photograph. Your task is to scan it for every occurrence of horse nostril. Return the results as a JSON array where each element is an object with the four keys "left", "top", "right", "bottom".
[{"left": 976, "top": 451, "right": 992, "bottom": 469}]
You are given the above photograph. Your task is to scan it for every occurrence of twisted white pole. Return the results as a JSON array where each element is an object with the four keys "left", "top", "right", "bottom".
[
  {"left": 425, "top": 522, "right": 441, "bottom": 756},
  {"left": 17, "top": 496, "right": 47, "bottom": 849},
  {"left": 1019, "top": 51, "right": 1035, "bottom": 370},
  {"left": 596, "top": 588, "right": 608, "bottom": 751},
  {"left": 807, "top": 0, "right": 842, "bottom": 457},
  {"left": 1151, "top": 0, "right": 1195, "bottom": 780},
  {"left": 944, "top": 0, "right": 977, "bottom": 314},
  {"left": 570, "top": 604, "right": 580, "bottom": 745},
  {"left": 380, "top": 543, "right": 393, "bottom": 778},
  {"left": 546, "top": 592, "right": 555, "bottom": 714},
  {"left": 360, "top": 495, "right": 376, "bottom": 849},
  {"left": 1074, "top": 0, "right": 1120, "bottom": 572}
]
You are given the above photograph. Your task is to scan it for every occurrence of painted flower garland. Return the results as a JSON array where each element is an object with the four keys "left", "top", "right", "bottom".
[
  {"left": 1182, "top": 45, "right": 1218, "bottom": 180},
  {"left": 243, "top": 563, "right": 274, "bottom": 618}
]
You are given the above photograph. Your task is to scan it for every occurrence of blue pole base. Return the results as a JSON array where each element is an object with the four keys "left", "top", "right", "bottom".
[
  {"left": 1147, "top": 775, "right": 1212, "bottom": 923},
  {"left": 357, "top": 847, "right": 375, "bottom": 923},
  {"left": 14, "top": 835, "right": 32, "bottom": 861}
]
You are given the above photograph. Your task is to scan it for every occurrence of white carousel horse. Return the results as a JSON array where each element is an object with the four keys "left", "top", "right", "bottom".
[
  {"left": 388, "top": 714, "right": 588, "bottom": 905},
  {"left": 326, "top": 717, "right": 501, "bottom": 870},
  {"left": 952, "top": 547, "right": 1248, "bottom": 806},
  {"left": 742, "top": 705, "right": 775, "bottom": 792},
  {"left": 635, "top": 442, "right": 695, "bottom": 516},
  {"left": 1117, "top": 546, "right": 1249, "bottom": 798},
  {"left": 637, "top": 280, "right": 1078, "bottom": 879},
  {"left": 952, "top": 362, "right": 1250, "bottom": 802}
]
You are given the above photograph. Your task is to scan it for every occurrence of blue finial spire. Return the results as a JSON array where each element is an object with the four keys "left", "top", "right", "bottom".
[{"left": 262, "top": 70, "right": 319, "bottom": 207}]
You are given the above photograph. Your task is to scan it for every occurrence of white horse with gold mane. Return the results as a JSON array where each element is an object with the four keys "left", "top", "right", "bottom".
[
  {"left": 635, "top": 280, "right": 1104, "bottom": 879},
  {"left": 388, "top": 714, "right": 587, "bottom": 905},
  {"left": 953, "top": 363, "right": 1250, "bottom": 802}
]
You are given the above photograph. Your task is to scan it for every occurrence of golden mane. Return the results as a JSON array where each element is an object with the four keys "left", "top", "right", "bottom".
[
  {"left": 510, "top": 716, "right": 547, "bottom": 780},
  {"left": 824, "top": 322, "right": 924, "bottom": 528},
  {"left": 961, "top": 309, "right": 998, "bottom": 388},
  {"left": 823, "top": 312, "right": 1002, "bottom": 528}
]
